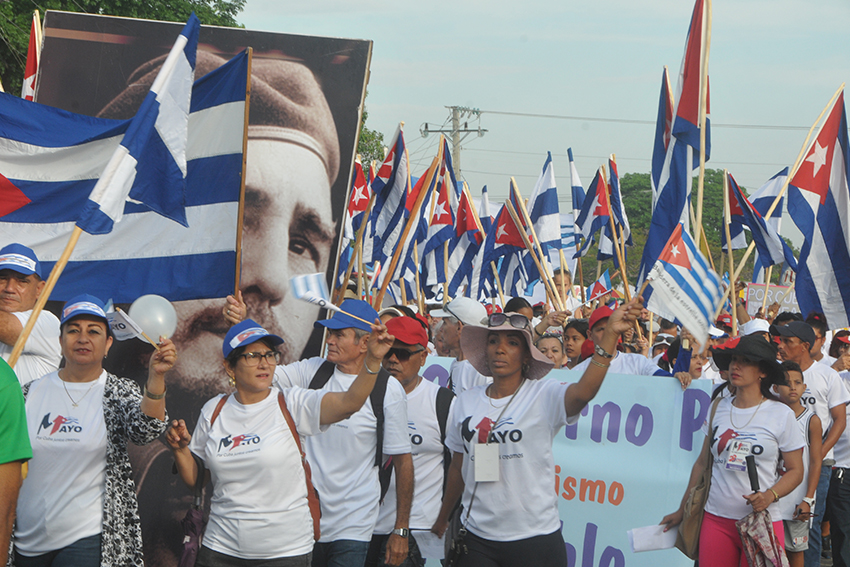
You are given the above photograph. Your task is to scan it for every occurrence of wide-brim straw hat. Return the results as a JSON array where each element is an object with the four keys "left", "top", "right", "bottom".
[
  {"left": 711, "top": 335, "right": 785, "bottom": 386},
  {"left": 461, "top": 322, "right": 554, "bottom": 381}
]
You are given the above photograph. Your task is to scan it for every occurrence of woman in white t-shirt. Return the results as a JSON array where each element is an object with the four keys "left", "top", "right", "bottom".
[
  {"left": 661, "top": 335, "right": 805, "bottom": 567},
  {"left": 15, "top": 294, "right": 176, "bottom": 567},
  {"left": 431, "top": 297, "right": 643, "bottom": 567},
  {"left": 166, "top": 317, "right": 392, "bottom": 567}
]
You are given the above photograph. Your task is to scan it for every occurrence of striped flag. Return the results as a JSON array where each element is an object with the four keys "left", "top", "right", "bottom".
[
  {"left": 573, "top": 166, "right": 610, "bottom": 258},
  {"left": 750, "top": 168, "right": 788, "bottom": 283},
  {"left": 291, "top": 272, "right": 332, "bottom": 308},
  {"left": 370, "top": 125, "right": 409, "bottom": 264},
  {"left": 586, "top": 269, "right": 613, "bottom": 303},
  {"left": 21, "top": 11, "right": 40, "bottom": 101},
  {"left": 645, "top": 223, "right": 723, "bottom": 346},
  {"left": 0, "top": 48, "right": 248, "bottom": 302}
]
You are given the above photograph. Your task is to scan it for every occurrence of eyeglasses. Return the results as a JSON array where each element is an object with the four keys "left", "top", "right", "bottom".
[
  {"left": 238, "top": 350, "right": 281, "bottom": 366},
  {"left": 487, "top": 312, "right": 530, "bottom": 330},
  {"left": 538, "top": 332, "right": 563, "bottom": 343},
  {"left": 384, "top": 347, "right": 425, "bottom": 362}
]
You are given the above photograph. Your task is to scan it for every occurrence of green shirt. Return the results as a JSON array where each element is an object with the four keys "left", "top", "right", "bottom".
[{"left": 0, "top": 358, "right": 32, "bottom": 464}]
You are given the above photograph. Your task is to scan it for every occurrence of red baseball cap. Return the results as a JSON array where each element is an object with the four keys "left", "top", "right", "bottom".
[
  {"left": 588, "top": 305, "right": 615, "bottom": 331},
  {"left": 386, "top": 316, "right": 428, "bottom": 348}
]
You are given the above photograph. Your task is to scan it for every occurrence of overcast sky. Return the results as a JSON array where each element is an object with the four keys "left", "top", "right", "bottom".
[{"left": 238, "top": 0, "right": 850, "bottom": 243}]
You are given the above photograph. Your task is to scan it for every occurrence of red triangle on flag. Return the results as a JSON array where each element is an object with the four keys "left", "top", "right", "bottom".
[
  {"left": 790, "top": 91, "right": 843, "bottom": 205},
  {"left": 0, "top": 174, "right": 31, "bottom": 216},
  {"left": 658, "top": 224, "right": 692, "bottom": 270}
]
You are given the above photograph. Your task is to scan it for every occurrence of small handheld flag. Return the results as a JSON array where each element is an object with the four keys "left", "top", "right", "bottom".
[{"left": 291, "top": 273, "right": 374, "bottom": 326}]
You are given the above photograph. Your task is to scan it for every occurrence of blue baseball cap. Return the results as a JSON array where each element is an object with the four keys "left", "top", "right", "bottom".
[
  {"left": 61, "top": 294, "right": 108, "bottom": 325},
  {"left": 223, "top": 318, "right": 284, "bottom": 358},
  {"left": 0, "top": 243, "right": 42, "bottom": 278},
  {"left": 314, "top": 299, "right": 378, "bottom": 333}
]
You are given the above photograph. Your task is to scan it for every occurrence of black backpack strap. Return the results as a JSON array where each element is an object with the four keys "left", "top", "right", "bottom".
[
  {"left": 309, "top": 360, "right": 336, "bottom": 390},
  {"left": 435, "top": 386, "right": 455, "bottom": 494},
  {"left": 371, "top": 368, "right": 390, "bottom": 467}
]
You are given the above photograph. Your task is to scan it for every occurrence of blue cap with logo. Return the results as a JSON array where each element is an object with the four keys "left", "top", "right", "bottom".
[
  {"left": 0, "top": 243, "right": 42, "bottom": 278},
  {"left": 61, "top": 294, "right": 108, "bottom": 325},
  {"left": 313, "top": 299, "right": 378, "bottom": 333},
  {"left": 223, "top": 318, "right": 284, "bottom": 358}
]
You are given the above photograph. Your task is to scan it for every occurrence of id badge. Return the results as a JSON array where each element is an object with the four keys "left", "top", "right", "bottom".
[
  {"left": 725, "top": 440, "right": 752, "bottom": 472},
  {"left": 474, "top": 443, "right": 500, "bottom": 482}
]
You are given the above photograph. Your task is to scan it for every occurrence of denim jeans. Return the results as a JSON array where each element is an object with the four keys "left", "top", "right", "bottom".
[
  {"left": 15, "top": 533, "right": 101, "bottom": 567},
  {"left": 312, "top": 540, "right": 370, "bottom": 567},
  {"left": 828, "top": 468, "right": 850, "bottom": 567},
  {"left": 804, "top": 462, "right": 832, "bottom": 567}
]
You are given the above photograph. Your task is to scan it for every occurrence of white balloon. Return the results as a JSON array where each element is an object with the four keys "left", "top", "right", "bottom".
[{"left": 128, "top": 295, "right": 177, "bottom": 343}]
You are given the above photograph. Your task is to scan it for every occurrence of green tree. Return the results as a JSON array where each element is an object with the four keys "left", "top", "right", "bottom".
[
  {"left": 0, "top": 0, "right": 245, "bottom": 95},
  {"left": 356, "top": 97, "right": 385, "bottom": 166}
]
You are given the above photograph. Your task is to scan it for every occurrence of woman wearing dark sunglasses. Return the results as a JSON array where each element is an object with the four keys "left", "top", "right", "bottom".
[
  {"left": 432, "top": 297, "right": 644, "bottom": 566},
  {"left": 165, "top": 318, "right": 393, "bottom": 567}
]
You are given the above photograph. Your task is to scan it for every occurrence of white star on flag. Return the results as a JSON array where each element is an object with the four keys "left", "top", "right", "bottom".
[
  {"left": 806, "top": 140, "right": 828, "bottom": 177},
  {"left": 670, "top": 243, "right": 680, "bottom": 258},
  {"left": 433, "top": 200, "right": 447, "bottom": 220},
  {"left": 352, "top": 184, "right": 368, "bottom": 205},
  {"left": 496, "top": 223, "right": 508, "bottom": 240}
]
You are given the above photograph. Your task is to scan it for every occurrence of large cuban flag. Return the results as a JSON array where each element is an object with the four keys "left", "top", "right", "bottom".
[
  {"left": 645, "top": 223, "right": 722, "bottom": 346},
  {"left": 788, "top": 90, "right": 850, "bottom": 327},
  {"left": 370, "top": 125, "right": 410, "bottom": 264},
  {"left": 0, "top": 46, "right": 248, "bottom": 302}
]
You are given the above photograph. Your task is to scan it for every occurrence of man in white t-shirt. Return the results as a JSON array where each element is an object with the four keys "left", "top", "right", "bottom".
[
  {"left": 828, "top": 373, "right": 850, "bottom": 567},
  {"left": 274, "top": 299, "right": 412, "bottom": 567},
  {"left": 572, "top": 304, "right": 672, "bottom": 376},
  {"left": 430, "top": 298, "right": 490, "bottom": 396},
  {"left": 774, "top": 320, "right": 850, "bottom": 567},
  {"left": 0, "top": 244, "right": 60, "bottom": 385},
  {"left": 368, "top": 316, "right": 455, "bottom": 566}
]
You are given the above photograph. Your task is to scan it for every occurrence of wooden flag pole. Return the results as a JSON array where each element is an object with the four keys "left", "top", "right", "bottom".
[
  {"left": 8, "top": 227, "right": 83, "bottom": 368},
  {"left": 689, "top": 201, "right": 716, "bottom": 272},
  {"left": 233, "top": 48, "right": 253, "bottom": 295},
  {"left": 413, "top": 242, "right": 424, "bottom": 313},
  {"left": 693, "top": 0, "right": 712, "bottom": 249},
  {"left": 374, "top": 153, "right": 441, "bottom": 308},
  {"left": 648, "top": 312, "right": 655, "bottom": 355},
  {"left": 722, "top": 169, "right": 738, "bottom": 337},
  {"left": 461, "top": 182, "right": 506, "bottom": 307},
  {"left": 761, "top": 265, "right": 774, "bottom": 315},
  {"left": 776, "top": 279, "right": 796, "bottom": 305},
  {"left": 577, "top": 256, "right": 586, "bottom": 303},
  {"left": 599, "top": 165, "right": 632, "bottom": 303},
  {"left": 714, "top": 82, "right": 845, "bottom": 318},
  {"left": 558, "top": 249, "right": 568, "bottom": 305},
  {"left": 510, "top": 178, "right": 565, "bottom": 311},
  {"left": 505, "top": 201, "right": 561, "bottom": 309},
  {"left": 442, "top": 241, "right": 450, "bottom": 306}
]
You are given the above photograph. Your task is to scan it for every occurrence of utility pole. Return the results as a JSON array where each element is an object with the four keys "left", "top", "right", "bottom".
[{"left": 421, "top": 106, "right": 486, "bottom": 180}]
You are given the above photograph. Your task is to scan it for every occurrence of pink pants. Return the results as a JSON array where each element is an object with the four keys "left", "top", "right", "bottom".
[{"left": 699, "top": 511, "right": 785, "bottom": 567}]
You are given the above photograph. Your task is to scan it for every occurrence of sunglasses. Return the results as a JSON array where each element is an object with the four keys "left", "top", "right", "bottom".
[
  {"left": 487, "top": 312, "right": 530, "bottom": 331},
  {"left": 383, "top": 347, "right": 425, "bottom": 362}
]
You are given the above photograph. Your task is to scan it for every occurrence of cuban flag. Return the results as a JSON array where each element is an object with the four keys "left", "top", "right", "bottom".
[
  {"left": 527, "top": 152, "right": 561, "bottom": 264},
  {"left": 370, "top": 125, "right": 409, "bottom": 264},
  {"left": 422, "top": 140, "right": 459, "bottom": 286},
  {"left": 77, "top": 14, "right": 200, "bottom": 235},
  {"left": 727, "top": 172, "right": 796, "bottom": 270},
  {"left": 788, "top": 90, "right": 850, "bottom": 327},
  {"left": 645, "top": 223, "right": 723, "bottom": 346},
  {"left": 721, "top": 174, "right": 749, "bottom": 253},
  {"left": 21, "top": 11, "right": 40, "bottom": 101},
  {"left": 586, "top": 269, "right": 613, "bottom": 303},
  {"left": 445, "top": 189, "right": 484, "bottom": 297},
  {"left": 573, "top": 166, "right": 610, "bottom": 258},
  {"left": 559, "top": 213, "right": 577, "bottom": 275},
  {"left": 637, "top": 0, "right": 710, "bottom": 290},
  {"left": 335, "top": 159, "right": 370, "bottom": 290},
  {"left": 598, "top": 156, "right": 632, "bottom": 265},
  {"left": 0, "top": 48, "right": 248, "bottom": 302},
  {"left": 650, "top": 67, "right": 674, "bottom": 210},
  {"left": 749, "top": 168, "right": 788, "bottom": 282},
  {"left": 469, "top": 204, "right": 524, "bottom": 300}
]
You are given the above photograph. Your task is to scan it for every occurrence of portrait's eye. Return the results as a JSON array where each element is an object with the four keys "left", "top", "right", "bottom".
[{"left": 289, "top": 232, "right": 320, "bottom": 271}]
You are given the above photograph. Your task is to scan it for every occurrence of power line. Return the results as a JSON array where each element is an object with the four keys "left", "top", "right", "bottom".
[{"left": 480, "top": 109, "right": 812, "bottom": 132}]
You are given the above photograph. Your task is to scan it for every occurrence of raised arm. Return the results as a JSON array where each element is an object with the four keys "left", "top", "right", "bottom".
[
  {"left": 564, "top": 296, "right": 643, "bottom": 417},
  {"left": 165, "top": 419, "right": 200, "bottom": 488},
  {"left": 319, "top": 320, "right": 394, "bottom": 425},
  {"left": 140, "top": 338, "right": 176, "bottom": 421}
]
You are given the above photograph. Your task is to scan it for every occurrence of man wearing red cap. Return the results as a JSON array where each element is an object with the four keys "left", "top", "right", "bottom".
[
  {"left": 572, "top": 304, "right": 672, "bottom": 376},
  {"left": 367, "top": 316, "right": 455, "bottom": 566}
]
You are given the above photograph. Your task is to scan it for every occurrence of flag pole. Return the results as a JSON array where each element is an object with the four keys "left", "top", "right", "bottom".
[
  {"left": 600, "top": 165, "right": 632, "bottom": 303},
  {"left": 374, "top": 153, "right": 441, "bottom": 308},
  {"left": 8, "top": 227, "right": 83, "bottom": 368},
  {"left": 442, "top": 241, "right": 450, "bottom": 305},
  {"left": 689, "top": 201, "right": 716, "bottom": 271},
  {"left": 760, "top": 265, "right": 773, "bottom": 315},
  {"left": 505, "top": 201, "right": 561, "bottom": 309},
  {"left": 413, "top": 242, "right": 424, "bottom": 313},
  {"left": 558, "top": 249, "right": 568, "bottom": 305},
  {"left": 611, "top": 155, "right": 629, "bottom": 268},
  {"left": 577, "top": 256, "right": 586, "bottom": 303},
  {"left": 722, "top": 169, "right": 738, "bottom": 336},
  {"left": 510, "top": 178, "right": 565, "bottom": 311},
  {"left": 693, "top": 0, "right": 712, "bottom": 249},
  {"left": 337, "top": 191, "right": 374, "bottom": 305},
  {"left": 233, "top": 48, "right": 253, "bottom": 295},
  {"left": 713, "top": 82, "right": 845, "bottom": 317}
]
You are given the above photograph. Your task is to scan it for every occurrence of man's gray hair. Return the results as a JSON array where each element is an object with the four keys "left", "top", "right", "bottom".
[{"left": 352, "top": 327, "right": 370, "bottom": 340}]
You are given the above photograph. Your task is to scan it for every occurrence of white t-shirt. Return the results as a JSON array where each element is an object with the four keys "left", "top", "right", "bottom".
[
  {"left": 276, "top": 357, "right": 410, "bottom": 543},
  {"left": 0, "top": 310, "right": 60, "bottom": 385},
  {"left": 16, "top": 371, "right": 107, "bottom": 555},
  {"left": 445, "top": 378, "right": 576, "bottom": 541},
  {"left": 572, "top": 351, "right": 670, "bottom": 376},
  {"left": 819, "top": 354, "right": 837, "bottom": 368},
  {"left": 189, "top": 388, "right": 325, "bottom": 559},
  {"left": 779, "top": 407, "right": 813, "bottom": 520},
  {"left": 801, "top": 361, "right": 850, "bottom": 460},
  {"left": 375, "top": 378, "right": 453, "bottom": 534},
  {"left": 450, "top": 359, "right": 491, "bottom": 396},
  {"left": 704, "top": 397, "right": 805, "bottom": 521},
  {"left": 833, "top": 374, "right": 850, "bottom": 468}
]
